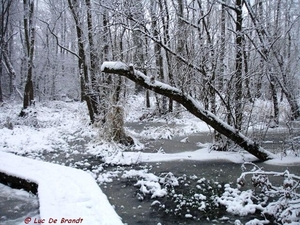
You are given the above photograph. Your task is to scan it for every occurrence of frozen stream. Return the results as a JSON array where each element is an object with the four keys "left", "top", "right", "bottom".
[
  {"left": 102, "top": 161, "right": 299, "bottom": 225},
  {"left": 126, "top": 121, "right": 300, "bottom": 154},
  {"left": 101, "top": 122, "right": 300, "bottom": 224},
  {"left": 1, "top": 122, "right": 300, "bottom": 224},
  {"left": 0, "top": 183, "right": 39, "bottom": 225}
]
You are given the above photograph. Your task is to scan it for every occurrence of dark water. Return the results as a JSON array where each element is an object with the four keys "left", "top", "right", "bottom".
[
  {"left": 0, "top": 183, "right": 39, "bottom": 225},
  {"left": 101, "top": 160, "right": 300, "bottom": 225},
  {"left": 2, "top": 158, "right": 298, "bottom": 225},
  {"left": 1, "top": 122, "right": 299, "bottom": 225},
  {"left": 101, "top": 123, "right": 300, "bottom": 224}
]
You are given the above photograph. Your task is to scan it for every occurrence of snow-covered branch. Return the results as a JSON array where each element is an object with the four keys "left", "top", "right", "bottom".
[
  {"left": 218, "top": 163, "right": 300, "bottom": 224},
  {"left": 101, "top": 61, "right": 275, "bottom": 161}
]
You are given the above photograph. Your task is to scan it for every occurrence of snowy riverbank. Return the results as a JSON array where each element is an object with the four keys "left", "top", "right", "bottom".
[{"left": 0, "top": 98, "right": 300, "bottom": 224}]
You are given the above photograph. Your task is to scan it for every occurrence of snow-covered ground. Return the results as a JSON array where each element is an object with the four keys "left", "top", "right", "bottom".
[
  {"left": 0, "top": 151, "right": 123, "bottom": 225},
  {"left": 0, "top": 96, "right": 300, "bottom": 224},
  {"left": 1, "top": 97, "right": 299, "bottom": 165}
]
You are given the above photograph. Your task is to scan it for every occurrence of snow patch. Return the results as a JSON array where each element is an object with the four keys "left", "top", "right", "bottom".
[
  {"left": 0, "top": 152, "right": 123, "bottom": 225},
  {"left": 101, "top": 61, "right": 129, "bottom": 71},
  {"left": 122, "top": 170, "right": 178, "bottom": 199}
]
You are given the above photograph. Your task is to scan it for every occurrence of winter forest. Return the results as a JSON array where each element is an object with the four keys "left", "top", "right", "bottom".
[
  {"left": 1, "top": 0, "right": 300, "bottom": 130},
  {"left": 1, "top": 0, "right": 300, "bottom": 225}
]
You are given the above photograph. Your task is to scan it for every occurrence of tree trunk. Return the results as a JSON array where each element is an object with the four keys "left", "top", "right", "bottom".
[
  {"left": 159, "top": 0, "right": 173, "bottom": 112},
  {"left": 99, "top": 7, "right": 112, "bottom": 123},
  {"left": 101, "top": 62, "right": 275, "bottom": 161},
  {"left": 0, "top": 47, "right": 3, "bottom": 103},
  {"left": 20, "top": 0, "right": 35, "bottom": 116},
  {"left": 234, "top": 0, "right": 243, "bottom": 130},
  {"left": 176, "top": 0, "right": 187, "bottom": 93},
  {"left": 0, "top": 56, "right": 2, "bottom": 102},
  {"left": 114, "top": 29, "right": 126, "bottom": 103},
  {"left": 218, "top": 1, "right": 226, "bottom": 90},
  {"left": 2, "top": 45, "right": 18, "bottom": 100},
  {"left": 85, "top": 0, "right": 100, "bottom": 117},
  {"left": 127, "top": 0, "right": 145, "bottom": 94},
  {"left": 67, "top": 0, "right": 95, "bottom": 123},
  {"left": 150, "top": 0, "right": 167, "bottom": 114},
  {"left": 268, "top": 68, "right": 279, "bottom": 124}
]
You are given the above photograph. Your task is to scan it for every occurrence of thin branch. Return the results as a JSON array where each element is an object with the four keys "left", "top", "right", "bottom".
[
  {"left": 179, "top": 3, "right": 214, "bottom": 30},
  {"left": 216, "top": 0, "right": 237, "bottom": 12},
  {"left": 38, "top": 18, "right": 81, "bottom": 59}
]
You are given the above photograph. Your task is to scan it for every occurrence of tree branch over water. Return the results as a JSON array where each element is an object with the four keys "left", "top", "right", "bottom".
[{"left": 101, "top": 61, "right": 275, "bottom": 161}]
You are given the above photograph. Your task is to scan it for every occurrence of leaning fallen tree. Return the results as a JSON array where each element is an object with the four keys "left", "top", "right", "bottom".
[{"left": 101, "top": 61, "right": 275, "bottom": 161}]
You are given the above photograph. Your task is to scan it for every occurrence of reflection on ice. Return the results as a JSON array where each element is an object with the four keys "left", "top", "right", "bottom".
[{"left": 0, "top": 183, "right": 39, "bottom": 225}]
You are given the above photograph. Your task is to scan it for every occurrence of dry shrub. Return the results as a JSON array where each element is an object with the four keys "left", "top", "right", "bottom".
[{"left": 104, "top": 105, "right": 133, "bottom": 146}]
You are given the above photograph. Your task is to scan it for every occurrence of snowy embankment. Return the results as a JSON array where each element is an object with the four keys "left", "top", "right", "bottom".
[
  {"left": 1, "top": 100, "right": 299, "bottom": 166},
  {"left": 0, "top": 151, "right": 123, "bottom": 225},
  {"left": 1, "top": 99, "right": 300, "bottom": 224}
]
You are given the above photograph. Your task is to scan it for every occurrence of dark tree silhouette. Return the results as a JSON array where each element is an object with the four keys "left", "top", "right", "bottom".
[{"left": 20, "top": 0, "right": 35, "bottom": 116}]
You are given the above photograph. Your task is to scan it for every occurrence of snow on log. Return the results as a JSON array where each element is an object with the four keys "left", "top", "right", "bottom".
[
  {"left": 0, "top": 152, "right": 124, "bottom": 225},
  {"left": 101, "top": 61, "right": 275, "bottom": 161}
]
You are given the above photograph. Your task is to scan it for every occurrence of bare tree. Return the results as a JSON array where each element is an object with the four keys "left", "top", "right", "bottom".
[
  {"left": 234, "top": 0, "right": 243, "bottom": 130},
  {"left": 20, "top": 0, "right": 35, "bottom": 116},
  {"left": 2, "top": 0, "right": 299, "bottom": 149},
  {"left": 0, "top": 0, "right": 16, "bottom": 102},
  {"left": 150, "top": 0, "right": 168, "bottom": 114},
  {"left": 159, "top": 0, "right": 174, "bottom": 112},
  {"left": 85, "top": 0, "right": 100, "bottom": 117},
  {"left": 67, "top": 0, "right": 97, "bottom": 123},
  {"left": 244, "top": 0, "right": 300, "bottom": 121}
]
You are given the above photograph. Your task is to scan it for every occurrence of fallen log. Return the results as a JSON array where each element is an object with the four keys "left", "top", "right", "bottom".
[{"left": 101, "top": 61, "right": 275, "bottom": 161}]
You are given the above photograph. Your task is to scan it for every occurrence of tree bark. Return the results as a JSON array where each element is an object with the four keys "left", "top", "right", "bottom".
[
  {"left": 150, "top": 0, "right": 167, "bottom": 114},
  {"left": 0, "top": 55, "right": 2, "bottom": 102},
  {"left": 268, "top": 68, "right": 279, "bottom": 124},
  {"left": 2, "top": 44, "right": 18, "bottom": 99},
  {"left": 67, "top": 0, "right": 95, "bottom": 123},
  {"left": 85, "top": 0, "right": 100, "bottom": 117},
  {"left": 127, "top": 0, "right": 145, "bottom": 94},
  {"left": 218, "top": 0, "right": 226, "bottom": 90},
  {"left": 20, "top": 0, "right": 35, "bottom": 116},
  {"left": 101, "top": 61, "right": 275, "bottom": 161},
  {"left": 0, "top": 45, "right": 3, "bottom": 103},
  {"left": 159, "top": 0, "right": 173, "bottom": 112},
  {"left": 234, "top": 0, "right": 243, "bottom": 130}
]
